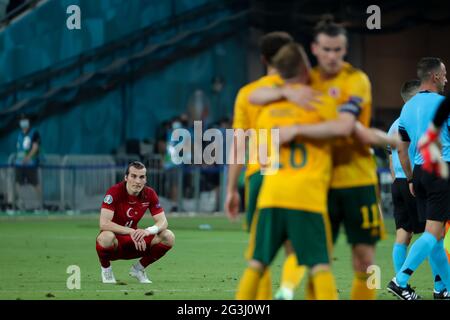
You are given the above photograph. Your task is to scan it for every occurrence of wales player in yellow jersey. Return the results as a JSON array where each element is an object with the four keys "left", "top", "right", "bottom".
[
  {"left": 235, "top": 42, "right": 339, "bottom": 300},
  {"left": 225, "top": 32, "right": 312, "bottom": 300},
  {"left": 248, "top": 18, "right": 397, "bottom": 300},
  {"left": 296, "top": 19, "right": 384, "bottom": 300}
]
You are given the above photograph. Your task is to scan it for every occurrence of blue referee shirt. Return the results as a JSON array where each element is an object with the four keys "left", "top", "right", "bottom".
[
  {"left": 388, "top": 118, "right": 416, "bottom": 178},
  {"left": 398, "top": 91, "right": 449, "bottom": 165}
]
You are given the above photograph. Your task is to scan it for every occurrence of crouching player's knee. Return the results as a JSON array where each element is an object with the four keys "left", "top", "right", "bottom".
[
  {"left": 97, "top": 231, "right": 117, "bottom": 248},
  {"left": 159, "top": 229, "right": 175, "bottom": 247}
]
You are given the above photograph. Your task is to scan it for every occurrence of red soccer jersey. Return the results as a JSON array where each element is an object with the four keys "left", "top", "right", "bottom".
[{"left": 101, "top": 181, "right": 164, "bottom": 229}]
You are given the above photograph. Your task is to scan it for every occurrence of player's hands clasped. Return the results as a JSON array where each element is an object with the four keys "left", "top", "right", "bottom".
[
  {"left": 134, "top": 239, "right": 147, "bottom": 251},
  {"left": 131, "top": 229, "right": 149, "bottom": 251},
  {"left": 131, "top": 228, "right": 148, "bottom": 242}
]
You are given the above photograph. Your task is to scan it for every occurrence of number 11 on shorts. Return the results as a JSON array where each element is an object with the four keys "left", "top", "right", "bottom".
[{"left": 360, "top": 204, "right": 379, "bottom": 229}]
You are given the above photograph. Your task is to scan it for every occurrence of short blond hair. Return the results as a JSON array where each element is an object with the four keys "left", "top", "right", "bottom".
[{"left": 272, "top": 42, "right": 308, "bottom": 80}]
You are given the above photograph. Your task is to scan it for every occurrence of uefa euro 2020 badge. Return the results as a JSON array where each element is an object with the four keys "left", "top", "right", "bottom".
[{"left": 104, "top": 195, "right": 113, "bottom": 204}]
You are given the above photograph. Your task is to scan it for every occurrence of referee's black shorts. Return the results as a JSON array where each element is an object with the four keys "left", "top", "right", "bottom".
[
  {"left": 391, "top": 178, "right": 425, "bottom": 233},
  {"left": 412, "top": 163, "right": 450, "bottom": 222}
]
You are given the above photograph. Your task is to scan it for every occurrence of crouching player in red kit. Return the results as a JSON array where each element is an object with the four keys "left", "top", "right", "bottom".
[{"left": 95, "top": 161, "right": 175, "bottom": 284}]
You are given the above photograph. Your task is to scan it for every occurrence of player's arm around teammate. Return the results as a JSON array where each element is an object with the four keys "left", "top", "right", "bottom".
[
  {"left": 250, "top": 80, "right": 397, "bottom": 149},
  {"left": 277, "top": 110, "right": 398, "bottom": 149},
  {"left": 249, "top": 84, "right": 321, "bottom": 111}
]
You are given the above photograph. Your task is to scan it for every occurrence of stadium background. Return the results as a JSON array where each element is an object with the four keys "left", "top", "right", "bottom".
[{"left": 0, "top": 0, "right": 449, "bottom": 300}]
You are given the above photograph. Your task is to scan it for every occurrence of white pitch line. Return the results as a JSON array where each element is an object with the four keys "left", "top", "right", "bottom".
[
  {"left": 0, "top": 288, "right": 236, "bottom": 293},
  {"left": 0, "top": 234, "right": 247, "bottom": 244},
  {"left": 95, "top": 289, "right": 236, "bottom": 293}
]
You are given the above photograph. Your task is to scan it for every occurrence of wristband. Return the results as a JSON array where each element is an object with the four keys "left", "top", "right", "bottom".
[
  {"left": 407, "top": 178, "right": 413, "bottom": 184},
  {"left": 146, "top": 225, "right": 159, "bottom": 235}
]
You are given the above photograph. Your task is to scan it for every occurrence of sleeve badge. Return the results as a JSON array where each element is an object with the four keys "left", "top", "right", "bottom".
[{"left": 103, "top": 195, "right": 113, "bottom": 204}]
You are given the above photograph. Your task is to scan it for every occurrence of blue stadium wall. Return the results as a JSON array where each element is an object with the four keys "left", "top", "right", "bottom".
[{"left": 0, "top": 0, "right": 249, "bottom": 160}]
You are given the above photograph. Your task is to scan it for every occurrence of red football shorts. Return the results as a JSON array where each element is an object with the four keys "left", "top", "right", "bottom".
[{"left": 111, "top": 234, "right": 155, "bottom": 260}]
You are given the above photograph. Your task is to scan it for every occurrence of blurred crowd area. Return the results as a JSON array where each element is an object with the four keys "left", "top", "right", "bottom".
[{"left": 125, "top": 89, "right": 233, "bottom": 213}]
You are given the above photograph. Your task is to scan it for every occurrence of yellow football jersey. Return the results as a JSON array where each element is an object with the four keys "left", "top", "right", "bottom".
[
  {"left": 232, "top": 74, "right": 283, "bottom": 177},
  {"left": 310, "top": 62, "right": 378, "bottom": 188},
  {"left": 256, "top": 93, "right": 337, "bottom": 213}
]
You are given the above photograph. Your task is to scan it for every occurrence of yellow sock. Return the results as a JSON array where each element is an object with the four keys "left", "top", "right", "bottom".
[
  {"left": 305, "top": 276, "right": 316, "bottom": 300},
  {"left": 350, "top": 272, "right": 376, "bottom": 300},
  {"left": 312, "top": 270, "right": 338, "bottom": 300},
  {"left": 236, "top": 267, "right": 262, "bottom": 300},
  {"left": 280, "top": 254, "right": 307, "bottom": 290},
  {"left": 256, "top": 268, "right": 272, "bottom": 300}
]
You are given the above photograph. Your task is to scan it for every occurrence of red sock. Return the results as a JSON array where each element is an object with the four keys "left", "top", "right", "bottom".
[
  {"left": 96, "top": 242, "right": 116, "bottom": 268},
  {"left": 139, "top": 243, "right": 172, "bottom": 268}
]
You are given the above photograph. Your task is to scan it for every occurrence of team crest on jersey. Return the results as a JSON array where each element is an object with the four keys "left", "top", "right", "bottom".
[
  {"left": 103, "top": 195, "right": 113, "bottom": 204},
  {"left": 329, "top": 87, "right": 340, "bottom": 98},
  {"left": 126, "top": 208, "right": 136, "bottom": 218}
]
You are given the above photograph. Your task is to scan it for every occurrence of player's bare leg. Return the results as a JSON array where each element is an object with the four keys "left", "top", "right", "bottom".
[
  {"left": 129, "top": 229, "right": 175, "bottom": 284},
  {"left": 96, "top": 231, "right": 119, "bottom": 284},
  {"left": 351, "top": 244, "right": 376, "bottom": 299},
  {"left": 396, "top": 229, "right": 412, "bottom": 245}
]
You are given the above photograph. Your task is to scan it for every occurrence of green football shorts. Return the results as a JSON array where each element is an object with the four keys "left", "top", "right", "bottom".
[
  {"left": 328, "top": 184, "right": 385, "bottom": 245},
  {"left": 248, "top": 207, "right": 332, "bottom": 267}
]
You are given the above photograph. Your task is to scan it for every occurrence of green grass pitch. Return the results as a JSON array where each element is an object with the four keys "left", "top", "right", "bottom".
[{"left": 0, "top": 214, "right": 437, "bottom": 300}]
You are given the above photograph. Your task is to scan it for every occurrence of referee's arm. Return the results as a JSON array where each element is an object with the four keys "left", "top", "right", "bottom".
[
  {"left": 397, "top": 125, "right": 414, "bottom": 194},
  {"left": 432, "top": 94, "right": 450, "bottom": 129}
]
